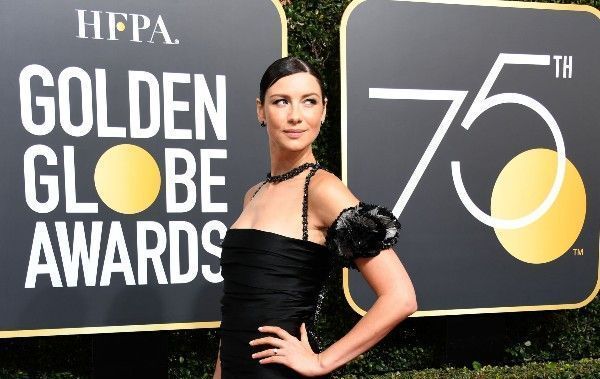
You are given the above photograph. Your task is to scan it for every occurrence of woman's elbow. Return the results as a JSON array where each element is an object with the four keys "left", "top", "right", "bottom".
[
  {"left": 397, "top": 291, "right": 418, "bottom": 318},
  {"left": 405, "top": 296, "right": 418, "bottom": 316},
  {"left": 388, "top": 292, "right": 418, "bottom": 321}
]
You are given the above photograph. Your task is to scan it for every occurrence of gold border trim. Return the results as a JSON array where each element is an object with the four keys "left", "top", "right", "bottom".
[
  {"left": 0, "top": 0, "right": 288, "bottom": 339},
  {"left": 0, "top": 321, "right": 222, "bottom": 339},
  {"left": 272, "top": 0, "right": 288, "bottom": 57},
  {"left": 340, "top": 0, "right": 600, "bottom": 317},
  {"left": 340, "top": 0, "right": 368, "bottom": 184},
  {"left": 392, "top": 0, "right": 600, "bottom": 17}
]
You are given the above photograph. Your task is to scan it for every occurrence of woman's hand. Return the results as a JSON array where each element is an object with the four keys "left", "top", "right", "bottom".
[{"left": 250, "top": 323, "right": 327, "bottom": 377}]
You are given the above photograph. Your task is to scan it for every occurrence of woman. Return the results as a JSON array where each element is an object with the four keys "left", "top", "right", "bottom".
[{"left": 213, "top": 57, "right": 417, "bottom": 378}]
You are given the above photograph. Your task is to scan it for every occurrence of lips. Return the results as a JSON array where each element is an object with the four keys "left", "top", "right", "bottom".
[{"left": 283, "top": 129, "right": 306, "bottom": 139}]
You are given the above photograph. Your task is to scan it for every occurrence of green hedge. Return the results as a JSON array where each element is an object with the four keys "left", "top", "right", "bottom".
[
  {"left": 343, "top": 358, "right": 600, "bottom": 379},
  {"left": 341, "top": 358, "right": 600, "bottom": 379},
  {"left": 4, "top": 357, "right": 600, "bottom": 379}
]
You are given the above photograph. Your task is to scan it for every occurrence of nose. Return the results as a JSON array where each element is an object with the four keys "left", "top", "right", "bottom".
[{"left": 288, "top": 103, "right": 302, "bottom": 124}]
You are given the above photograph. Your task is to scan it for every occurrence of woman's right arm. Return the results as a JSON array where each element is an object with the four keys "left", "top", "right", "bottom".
[{"left": 212, "top": 339, "right": 222, "bottom": 379}]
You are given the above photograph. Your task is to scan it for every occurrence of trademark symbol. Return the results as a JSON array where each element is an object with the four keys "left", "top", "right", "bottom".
[
  {"left": 553, "top": 55, "right": 573, "bottom": 78},
  {"left": 573, "top": 248, "right": 584, "bottom": 256}
]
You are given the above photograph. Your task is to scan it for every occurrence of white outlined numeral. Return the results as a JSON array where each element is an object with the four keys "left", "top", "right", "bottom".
[
  {"left": 368, "top": 89, "right": 467, "bottom": 217},
  {"left": 370, "top": 53, "right": 566, "bottom": 229}
]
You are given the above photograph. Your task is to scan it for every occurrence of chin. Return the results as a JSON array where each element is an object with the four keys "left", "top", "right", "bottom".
[
  {"left": 282, "top": 142, "right": 312, "bottom": 152},
  {"left": 273, "top": 137, "right": 316, "bottom": 152}
]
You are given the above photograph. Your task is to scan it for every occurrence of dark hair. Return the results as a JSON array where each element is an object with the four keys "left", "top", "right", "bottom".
[{"left": 259, "top": 56, "right": 325, "bottom": 104}]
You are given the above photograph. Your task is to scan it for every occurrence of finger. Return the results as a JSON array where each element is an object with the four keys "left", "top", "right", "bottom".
[
  {"left": 249, "top": 336, "right": 283, "bottom": 347},
  {"left": 258, "top": 326, "right": 292, "bottom": 340},
  {"left": 300, "top": 322, "right": 310, "bottom": 346},
  {"left": 251, "top": 348, "right": 283, "bottom": 359},
  {"left": 259, "top": 355, "right": 286, "bottom": 365}
]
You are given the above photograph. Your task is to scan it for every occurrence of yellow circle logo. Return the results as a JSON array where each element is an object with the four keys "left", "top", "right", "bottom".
[
  {"left": 491, "top": 148, "right": 586, "bottom": 264},
  {"left": 116, "top": 22, "right": 126, "bottom": 32},
  {"left": 94, "top": 144, "right": 161, "bottom": 214}
]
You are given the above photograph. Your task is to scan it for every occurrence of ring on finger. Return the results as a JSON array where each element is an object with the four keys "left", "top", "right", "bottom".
[{"left": 272, "top": 348, "right": 278, "bottom": 356}]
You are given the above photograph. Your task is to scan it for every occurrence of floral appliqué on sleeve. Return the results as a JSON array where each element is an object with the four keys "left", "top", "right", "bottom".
[{"left": 325, "top": 202, "right": 401, "bottom": 270}]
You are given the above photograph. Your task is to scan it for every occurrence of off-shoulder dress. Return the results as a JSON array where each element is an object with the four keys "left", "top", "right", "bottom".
[{"left": 218, "top": 165, "right": 400, "bottom": 378}]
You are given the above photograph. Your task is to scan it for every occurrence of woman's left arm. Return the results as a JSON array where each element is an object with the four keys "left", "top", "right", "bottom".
[
  {"left": 309, "top": 173, "right": 418, "bottom": 374},
  {"left": 317, "top": 247, "right": 417, "bottom": 374}
]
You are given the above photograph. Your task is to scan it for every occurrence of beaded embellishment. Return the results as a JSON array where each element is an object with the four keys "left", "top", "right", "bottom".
[{"left": 266, "top": 162, "right": 319, "bottom": 183}]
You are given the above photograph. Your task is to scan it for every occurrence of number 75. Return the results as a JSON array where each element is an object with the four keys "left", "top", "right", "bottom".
[{"left": 369, "top": 53, "right": 566, "bottom": 230}]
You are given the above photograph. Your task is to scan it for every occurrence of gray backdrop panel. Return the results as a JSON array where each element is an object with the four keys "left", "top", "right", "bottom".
[
  {"left": 344, "top": 0, "right": 600, "bottom": 314},
  {"left": 0, "top": 0, "right": 281, "bottom": 333}
]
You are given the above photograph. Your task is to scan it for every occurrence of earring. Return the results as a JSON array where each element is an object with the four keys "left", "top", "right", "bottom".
[
  {"left": 321, "top": 120, "right": 324, "bottom": 126},
  {"left": 260, "top": 121, "right": 266, "bottom": 127}
]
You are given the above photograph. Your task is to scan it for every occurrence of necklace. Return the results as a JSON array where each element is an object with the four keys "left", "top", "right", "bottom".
[{"left": 266, "top": 162, "right": 320, "bottom": 183}]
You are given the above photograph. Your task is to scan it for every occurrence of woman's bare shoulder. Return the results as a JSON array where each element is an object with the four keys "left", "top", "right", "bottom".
[
  {"left": 242, "top": 181, "right": 264, "bottom": 208},
  {"left": 311, "top": 170, "right": 360, "bottom": 226}
]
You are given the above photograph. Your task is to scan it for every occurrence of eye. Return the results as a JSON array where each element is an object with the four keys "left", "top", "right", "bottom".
[
  {"left": 304, "top": 98, "right": 318, "bottom": 105},
  {"left": 273, "top": 98, "right": 288, "bottom": 105}
]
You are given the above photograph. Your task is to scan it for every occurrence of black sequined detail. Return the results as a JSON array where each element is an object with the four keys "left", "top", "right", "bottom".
[
  {"left": 307, "top": 269, "right": 332, "bottom": 352},
  {"left": 325, "top": 202, "right": 401, "bottom": 270}
]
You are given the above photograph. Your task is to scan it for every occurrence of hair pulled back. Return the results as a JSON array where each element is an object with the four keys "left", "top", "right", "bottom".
[{"left": 259, "top": 56, "right": 325, "bottom": 104}]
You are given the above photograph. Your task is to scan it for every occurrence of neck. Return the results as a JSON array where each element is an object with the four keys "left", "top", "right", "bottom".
[{"left": 269, "top": 146, "right": 316, "bottom": 176}]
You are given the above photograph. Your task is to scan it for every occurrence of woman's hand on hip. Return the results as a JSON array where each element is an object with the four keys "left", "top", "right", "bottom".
[{"left": 249, "top": 323, "right": 327, "bottom": 377}]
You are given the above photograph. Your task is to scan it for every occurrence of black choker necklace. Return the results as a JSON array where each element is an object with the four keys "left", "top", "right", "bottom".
[{"left": 266, "top": 162, "right": 320, "bottom": 183}]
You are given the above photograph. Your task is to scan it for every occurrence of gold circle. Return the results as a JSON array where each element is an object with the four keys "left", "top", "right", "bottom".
[
  {"left": 94, "top": 144, "right": 161, "bottom": 214},
  {"left": 116, "top": 22, "right": 126, "bottom": 32},
  {"left": 491, "top": 148, "right": 586, "bottom": 264}
]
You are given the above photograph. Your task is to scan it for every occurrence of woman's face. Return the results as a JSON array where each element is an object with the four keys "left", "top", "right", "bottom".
[{"left": 257, "top": 72, "right": 327, "bottom": 152}]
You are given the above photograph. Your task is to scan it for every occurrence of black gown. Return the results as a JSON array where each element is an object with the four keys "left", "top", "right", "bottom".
[
  {"left": 219, "top": 228, "right": 331, "bottom": 378},
  {"left": 218, "top": 167, "right": 401, "bottom": 378}
]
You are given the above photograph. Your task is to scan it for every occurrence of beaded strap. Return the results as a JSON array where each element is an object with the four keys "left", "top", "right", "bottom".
[
  {"left": 301, "top": 164, "right": 320, "bottom": 240},
  {"left": 250, "top": 163, "right": 323, "bottom": 241},
  {"left": 251, "top": 180, "right": 266, "bottom": 199}
]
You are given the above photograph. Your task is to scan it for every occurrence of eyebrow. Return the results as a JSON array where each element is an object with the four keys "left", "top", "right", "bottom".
[{"left": 269, "top": 92, "right": 321, "bottom": 99}]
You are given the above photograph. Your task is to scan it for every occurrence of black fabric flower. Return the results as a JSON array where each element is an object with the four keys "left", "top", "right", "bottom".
[{"left": 325, "top": 202, "right": 401, "bottom": 270}]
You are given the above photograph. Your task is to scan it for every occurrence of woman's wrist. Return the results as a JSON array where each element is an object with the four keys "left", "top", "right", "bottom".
[
  {"left": 316, "top": 351, "right": 333, "bottom": 376},
  {"left": 316, "top": 352, "right": 327, "bottom": 375}
]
